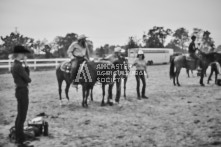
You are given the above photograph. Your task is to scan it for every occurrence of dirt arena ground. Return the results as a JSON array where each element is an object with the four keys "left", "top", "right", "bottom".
[{"left": 0, "top": 64, "right": 221, "bottom": 147}]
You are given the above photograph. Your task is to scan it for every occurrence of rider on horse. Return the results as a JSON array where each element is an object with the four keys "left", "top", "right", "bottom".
[
  {"left": 188, "top": 35, "right": 200, "bottom": 68},
  {"left": 67, "top": 34, "right": 90, "bottom": 85}
]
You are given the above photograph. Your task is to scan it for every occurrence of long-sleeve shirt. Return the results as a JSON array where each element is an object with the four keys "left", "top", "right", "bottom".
[
  {"left": 67, "top": 41, "right": 89, "bottom": 59},
  {"left": 11, "top": 60, "right": 31, "bottom": 87}
]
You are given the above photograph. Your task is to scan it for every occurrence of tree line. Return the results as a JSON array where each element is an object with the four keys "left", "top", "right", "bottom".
[{"left": 0, "top": 26, "right": 220, "bottom": 59}]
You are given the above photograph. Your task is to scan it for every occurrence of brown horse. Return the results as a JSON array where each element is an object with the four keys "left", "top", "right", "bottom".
[
  {"left": 77, "top": 58, "right": 126, "bottom": 107},
  {"left": 170, "top": 51, "right": 221, "bottom": 86},
  {"left": 56, "top": 60, "right": 93, "bottom": 105}
]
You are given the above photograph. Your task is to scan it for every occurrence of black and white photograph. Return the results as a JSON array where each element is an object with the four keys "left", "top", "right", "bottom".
[{"left": 0, "top": 0, "right": 221, "bottom": 146}]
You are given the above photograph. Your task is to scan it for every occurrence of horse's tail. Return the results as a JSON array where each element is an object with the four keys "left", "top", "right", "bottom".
[{"left": 170, "top": 58, "right": 175, "bottom": 79}]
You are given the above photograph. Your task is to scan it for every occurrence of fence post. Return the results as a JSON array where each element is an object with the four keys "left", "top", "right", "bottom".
[
  {"left": 8, "top": 60, "right": 11, "bottom": 72},
  {"left": 55, "top": 59, "right": 58, "bottom": 69},
  {"left": 34, "top": 59, "right": 37, "bottom": 70}
]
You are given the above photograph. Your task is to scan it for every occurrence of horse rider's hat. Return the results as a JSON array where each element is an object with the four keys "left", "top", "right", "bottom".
[
  {"left": 12, "top": 45, "right": 31, "bottom": 54},
  {"left": 78, "top": 34, "right": 87, "bottom": 40},
  {"left": 120, "top": 49, "right": 126, "bottom": 53},
  {"left": 138, "top": 50, "right": 144, "bottom": 55},
  {"left": 114, "top": 47, "right": 122, "bottom": 52}
]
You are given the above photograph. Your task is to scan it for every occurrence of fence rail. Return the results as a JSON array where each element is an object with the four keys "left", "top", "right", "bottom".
[{"left": 0, "top": 58, "right": 69, "bottom": 71}]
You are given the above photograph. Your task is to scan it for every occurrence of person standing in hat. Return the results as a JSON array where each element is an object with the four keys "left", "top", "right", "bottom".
[
  {"left": 131, "top": 50, "right": 148, "bottom": 100},
  {"left": 188, "top": 35, "right": 200, "bottom": 67},
  {"left": 67, "top": 34, "right": 90, "bottom": 85},
  {"left": 10, "top": 45, "right": 31, "bottom": 144}
]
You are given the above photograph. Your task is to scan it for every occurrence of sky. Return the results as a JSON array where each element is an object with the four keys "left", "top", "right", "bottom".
[{"left": 0, "top": 0, "right": 221, "bottom": 48}]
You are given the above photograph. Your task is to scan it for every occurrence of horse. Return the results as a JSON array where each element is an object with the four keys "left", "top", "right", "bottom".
[
  {"left": 77, "top": 58, "right": 126, "bottom": 107},
  {"left": 170, "top": 51, "right": 221, "bottom": 86},
  {"left": 207, "top": 60, "right": 221, "bottom": 84},
  {"left": 56, "top": 60, "right": 93, "bottom": 105}
]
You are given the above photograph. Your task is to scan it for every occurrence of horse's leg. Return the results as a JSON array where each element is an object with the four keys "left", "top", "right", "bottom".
[
  {"left": 200, "top": 67, "right": 206, "bottom": 86},
  {"left": 215, "top": 69, "right": 218, "bottom": 84},
  {"left": 85, "top": 88, "right": 90, "bottom": 108},
  {"left": 207, "top": 67, "right": 213, "bottom": 84},
  {"left": 123, "top": 77, "right": 127, "bottom": 99},
  {"left": 186, "top": 69, "right": 190, "bottom": 78},
  {"left": 82, "top": 85, "right": 85, "bottom": 107},
  {"left": 90, "top": 87, "right": 93, "bottom": 101},
  {"left": 107, "top": 83, "right": 114, "bottom": 106},
  {"left": 101, "top": 84, "right": 105, "bottom": 106},
  {"left": 176, "top": 68, "right": 181, "bottom": 86},
  {"left": 65, "top": 80, "right": 71, "bottom": 102},
  {"left": 58, "top": 79, "right": 63, "bottom": 106}
]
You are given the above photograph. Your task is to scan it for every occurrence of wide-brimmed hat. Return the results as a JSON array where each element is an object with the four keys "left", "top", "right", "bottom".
[
  {"left": 114, "top": 47, "right": 122, "bottom": 52},
  {"left": 12, "top": 45, "right": 31, "bottom": 54},
  {"left": 120, "top": 49, "right": 126, "bottom": 53},
  {"left": 191, "top": 35, "right": 196, "bottom": 40},
  {"left": 78, "top": 34, "right": 87, "bottom": 40},
  {"left": 138, "top": 50, "right": 144, "bottom": 55}
]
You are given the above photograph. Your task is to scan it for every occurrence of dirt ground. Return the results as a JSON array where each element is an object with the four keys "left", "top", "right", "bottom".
[{"left": 0, "top": 64, "right": 221, "bottom": 147}]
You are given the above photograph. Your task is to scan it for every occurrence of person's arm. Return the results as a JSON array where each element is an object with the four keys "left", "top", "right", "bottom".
[
  {"left": 85, "top": 47, "right": 90, "bottom": 60},
  {"left": 67, "top": 43, "right": 75, "bottom": 59}
]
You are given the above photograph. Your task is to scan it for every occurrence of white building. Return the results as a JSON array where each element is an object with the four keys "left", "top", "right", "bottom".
[{"left": 128, "top": 48, "right": 174, "bottom": 65}]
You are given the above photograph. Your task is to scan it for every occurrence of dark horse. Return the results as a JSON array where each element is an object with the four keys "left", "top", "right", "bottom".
[
  {"left": 170, "top": 51, "right": 221, "bottom": 86},
  {"left": 56, "top": 60, "right": 93, "bottom": 105},
  {"left": 77, "top": 58, "right": 126, "bottom": 107}
]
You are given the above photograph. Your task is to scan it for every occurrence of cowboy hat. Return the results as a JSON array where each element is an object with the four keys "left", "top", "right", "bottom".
[
  {"left": 138, "top": 50, "right": 144, "bottom": 54},
  {"left": 78, "top": 34, "right": 87, "bottom": 40},
  {"left": 114, "top": 47, "right": 122, "bottom": 52},
  {"left": 12, "top": 45, "right": 31, "bottom": 54},
  {"left": 120, "top": 49, "right": 126, "bottom": 53}
]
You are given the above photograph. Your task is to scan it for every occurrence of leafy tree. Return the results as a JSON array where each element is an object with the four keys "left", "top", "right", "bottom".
[
  {"left": 173, "top": 27, "right": 189, "bottom": 50},
  {"left": 191, "top": 28, "right": 203, "bottom": 42},
  {"left": 143, "top": 26, "right": 172, "bottom": 48},
  {"left": 165, "top": 39, "right": 187, "bottom": 53},
  {"left": 216, "top": 45, "right": 221, "bottom": 52},
  {"left": 125, "top": 36, "right": 139, "bottom": 56},
  {"left": 53, "top": 33, "right": 78, "bottom": 57},
  {"left": 0, "top": 32, "right": 34, "bottom": 59},
  {"left": 201, "top": 31, "right": 214, "bottom": 52}
]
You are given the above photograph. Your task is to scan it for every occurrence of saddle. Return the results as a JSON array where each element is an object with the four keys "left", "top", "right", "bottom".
[
  {"left": 60, "top": 60, "right": 87, "bottom": 75},
  {"left": 60, "top": 61, "right": 71, "bottom": 73},
  {"left": 184, "top": 54, "right": 197, "bottom": 69},
  {"left": 185, "top": 54, "right": 195, "bottom": 62}
]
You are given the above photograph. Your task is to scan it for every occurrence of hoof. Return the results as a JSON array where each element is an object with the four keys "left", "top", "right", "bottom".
[
  {"left": 101, "top": 103, "right": 106, "bottom": 107},
  {"left": 108, "top": 102, "right": 114, "bottom": 106}
]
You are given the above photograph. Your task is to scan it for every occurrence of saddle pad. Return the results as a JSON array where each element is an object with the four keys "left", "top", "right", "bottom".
[
  {"left": 185, "top": 54, "right": 195, "bottom": 61},
  {"left": 60, "top": 61, "right": 71, "bottom": 72}
]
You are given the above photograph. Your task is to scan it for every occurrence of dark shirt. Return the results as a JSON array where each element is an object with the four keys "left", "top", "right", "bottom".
[
  {"left": 11, "top": 60, "right": 31, "bottom": 87},
  {"left": 188, "top": 42, "right": 196, "bottom": 54}
]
